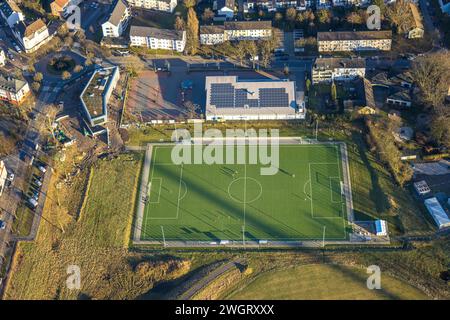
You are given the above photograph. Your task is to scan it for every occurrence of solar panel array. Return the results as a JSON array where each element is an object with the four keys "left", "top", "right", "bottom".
[
  {"left": 210, "top": 83, "right": 235, "bottom": 108},
  {"left": 259, "top": 88, "right": 289, "bottom": 108},
  {"left": 209, "top": 83, "right": 290, "bottom": 109}
]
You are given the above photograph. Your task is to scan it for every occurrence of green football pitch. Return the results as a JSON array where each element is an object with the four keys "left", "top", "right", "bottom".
[{"left": 138, "top": 143, "right": 350, "bottom": 243}]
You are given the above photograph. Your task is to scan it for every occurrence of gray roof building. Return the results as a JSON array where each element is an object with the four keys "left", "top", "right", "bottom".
[
  {"left": 130, "top": 25, "right": 184, "bottom": 40},
  {"left": 106, "top": 0, "right": 128, "bottom": 26},
  {"left": 317, "top": 30, "right": 392, "bottom": 41}
]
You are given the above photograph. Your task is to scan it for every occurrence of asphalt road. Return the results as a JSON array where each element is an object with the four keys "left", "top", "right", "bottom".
[{"left": 0, "top": 85, "right": 60, "bottom": 283}]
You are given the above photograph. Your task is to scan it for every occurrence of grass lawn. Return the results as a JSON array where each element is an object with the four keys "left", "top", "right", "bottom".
[
  {"left": 5, "top": 153, "right": 190, "bottom": 300},
  {"left": 140, "top": 143, "right": 350, "bottom": 242},
  {"left": 225, "top": 264, "right": 429, "bottom": 300}
]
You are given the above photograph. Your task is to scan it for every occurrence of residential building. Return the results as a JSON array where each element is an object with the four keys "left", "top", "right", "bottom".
[
  {"left": 80, "top": 66, "right": 120, "bottom": 127},
  {"left": 317, "top": 0, "right": 331, "bottom": 8},
  {"left": 200, "top": 21, "right": 272, "bottom": 44},
  {"left": 101, "top": 0, "right": 131, "bottom": 38},
  {"left": 0, "top": 160, "right": 7, "bottom": 197},
  {"left": 205, "top": 76, "right": 305, "bottom": 121},
  {"left": 332, "top": 0, "right": 370, "bottom": 6},
  {"left": 245, "top": 0, "right": 312, "bottom": 12},
  {"left": 50, "top": 0, "right": 71, "bottom": 17},
  {"left": 0, "top": 72, "right": 30, "bottom": 104},
  {"left": 225, "top": 20, "right": 272, "bottom": 41},
  {"left": 12, "top": 19, "right": 52, "bottom": 53},
  {"left": 343, "top": 78, "right": 376, "bottom": 114},
  {"left": 438, "top": 0, "right": 450, "bottom": 14},
  {"left": 215, "top": 0, "right": 235, "bottom": 19},
  {"left": 126, "top": 0, "right": 178, "bottom": 13},
  {"left": 130, "top": 26, "right": 186, "bottom": 52},
  {"left": 0, "top": 0, "right": 24, "bottom": 28},
  {"left": 317, "top": 30, "right": 392, "bottom": 52},
  {"left": 0, "top": 49, "right": 5, "bottom": 66},
  {"left": 386, "top": 89, "right": 412, "bottom": 107},
  {"left": 200, "top": 25, "right": 226, "bottom": 45},
  {"left": 312, "top": 57, "right": 366, "bottom": 84},
  {"left": 408, "top": 3, "right": 424, "bottom": 39}
]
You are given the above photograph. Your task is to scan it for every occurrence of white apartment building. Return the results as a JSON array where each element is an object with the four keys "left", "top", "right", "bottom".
[
  {"left": 200, "top": 21, "right": 272, "bottom": 44},
  {"left": 130, "top": 26, "right": 186, "bottom": 52},
  {"left": 0, "top": 73, "right": 30, "bottom": 105},
  {"left": 200, "top": 25, "right": 226, "bottom": 45},
  {"left": 332, "top": 0, "right": 371, "bottom": 6},
  {"left": 317, "top": 31, "right": 392, "bottom": 52},
  {"left": 0, "top": 0, "right": 24, "bottom": 28},
  {"left": 0, "top": 49, "right": 5, "bottom": 67},
  {"left": 102, "top": 0, "right": 131, "bottom": 38},
  {"left": 312, "top": 58, "right": 366, "bottom": 84},
  {"left": 12, "top": 19, "right": 51, "bottom": 53},
  {"left": 245, "top": 0, "right": 312, "bottom": 12},
  {"left": 127, "top": 0, "right": 178, "bottom": 12}
]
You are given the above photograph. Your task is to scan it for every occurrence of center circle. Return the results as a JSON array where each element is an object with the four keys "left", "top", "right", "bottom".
[{"left": 228, "top": 177, "right": 262, "bottom": 204}]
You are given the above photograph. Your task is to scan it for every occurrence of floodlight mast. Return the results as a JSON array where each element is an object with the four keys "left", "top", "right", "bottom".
[
  {"left": 161, "top": 226, "right": 166, "bottom": 248},
  {"left": 322, "top": 225, "right": 326, "bottom": 248}
]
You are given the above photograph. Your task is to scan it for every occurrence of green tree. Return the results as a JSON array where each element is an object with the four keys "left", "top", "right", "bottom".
[
  {"left": 317, "top": 9, "right": 331, "bottom": 25},
  {"left": 305, "top": 78, "right": 311, "bottom": 93},
  {"left": 286, "top": 7, "right": 297, "bottom": 25},
  {"left": 372, "top": 0, "right": 386, "bottom": 17},
  {"left": 33, "top": 72, "right": 43, "bottom": 82},
  {"left": 201, "top": 8, "right": 215, "bottom": 23},
  {"left": 62, "top": 71, "right": 71, "bottom": 80},
  {"left": 185, "top": 0, "right": 199, "bottom": 55},
  {"left": 31, "top": 81, "right": 41, "bottom": 92},
  {"left": 174, "top": 16, "right": 185, "bottom": 31},
  {"left": 331, "top": 82, "right": 337, "bottom": 102},
  {"left": 244, "top": 41, "right": 258, "bottom": 69}
]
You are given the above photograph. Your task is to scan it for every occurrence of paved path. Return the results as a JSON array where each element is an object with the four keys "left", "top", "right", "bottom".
[
  {"left": 178, "top": 258, "right": 245, "bottom": 300},
  {"left": 133, "top": 144, "right": 152, "bottom": 242}
]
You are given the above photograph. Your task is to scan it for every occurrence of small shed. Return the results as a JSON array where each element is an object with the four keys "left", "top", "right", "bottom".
[
  {"left": 374, "top": 220, "right": 387, "bottom": 236},
  {"left": 414, "top": 180, "right": 431, "bottom": 196},
  {"left": 424, "top": 197, "right": 450, "bottom": 229}
]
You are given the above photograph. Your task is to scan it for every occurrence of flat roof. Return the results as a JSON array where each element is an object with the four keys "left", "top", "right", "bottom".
[
  {"left": 205, "top": 76, "right": 297, "bottom": 116},
  {"left": 224, "top": 20, "right": 272, "bottom": 30},
  {"left": 200, "top": 25, "right": 225, "bottom": 35},
  {"left": 424, "top": 197, "right": 450, "bottom": 229},
  {"left": 317, "top": 30, "right": 392, "bottom": 41},
  {"left": 130, "top": 25, "right": 184, "bottom": 40},
  {"left": 314, "top": 57, "right": 366, "bottom": 69},
  {"left": 80, "top": 66, "right": 118, "bottom": 119}
]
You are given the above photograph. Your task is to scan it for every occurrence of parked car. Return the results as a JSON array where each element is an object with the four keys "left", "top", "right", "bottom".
[
  {"left": 0, "top": 220, "right": 6, "bottom": 230},
  {"left": 7, "top": 172, "right": 14, "bottom": 181},
  {"left": 28, "top": 198, "right": 38, "bottom": 208}
]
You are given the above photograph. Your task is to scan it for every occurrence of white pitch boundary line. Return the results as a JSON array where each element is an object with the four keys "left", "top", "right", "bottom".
[{"left": 140, "top": 142, "right": 350, "bottom": 242}]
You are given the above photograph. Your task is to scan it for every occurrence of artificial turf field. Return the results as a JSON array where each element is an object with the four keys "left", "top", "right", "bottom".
[{"left": 139, "top": 143, "right": 350, "bottom": 243}]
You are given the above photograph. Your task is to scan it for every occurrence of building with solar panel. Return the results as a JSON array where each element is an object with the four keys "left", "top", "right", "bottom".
[{"left": 205, "top": 76, "right": 305, "bottom": 121}]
